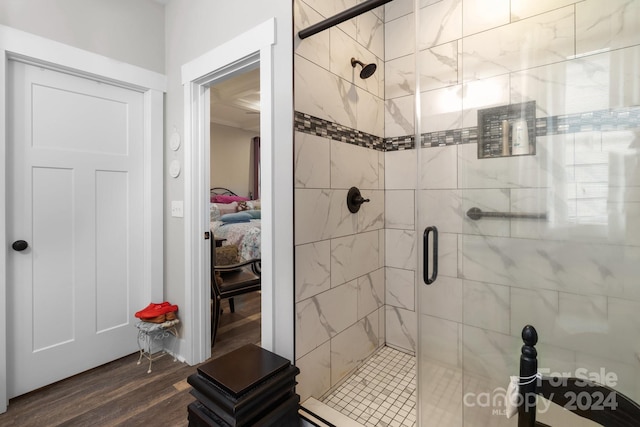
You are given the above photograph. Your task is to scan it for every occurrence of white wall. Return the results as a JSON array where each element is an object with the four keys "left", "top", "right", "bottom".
[
  {"left": 210, "top": 123, "right": 257, "bottom": 198},
  {"left": 164, "top": 0, "right": 294, "bottom": 360},
  {"left": 0, "top": 0, "right": 165, "bottom": 73}
]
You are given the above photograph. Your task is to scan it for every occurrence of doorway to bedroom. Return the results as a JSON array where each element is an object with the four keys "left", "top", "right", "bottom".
[{"left": 208, "top": 66, "right": 262, "bottom": 357}]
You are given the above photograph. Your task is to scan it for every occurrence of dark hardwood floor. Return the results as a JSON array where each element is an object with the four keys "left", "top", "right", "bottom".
[{"left": 0, "top": 292, "right": 261, "bottom": 427}]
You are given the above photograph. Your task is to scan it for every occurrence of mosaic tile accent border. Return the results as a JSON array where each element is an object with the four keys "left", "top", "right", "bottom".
[
  {"left": 421, "top": 126, "right": 478, "bottom": 148},
  {"left": 418, "top": 106, "right": 640, "bottom": 150},
  {"left": 295, "top": 106, "right": 640, "bottom": 153},
  {"left": 535, "top": 107, "right": 640, "bottom": 135},
  {"left": 384, "top": 135, "right": 415, "bottom": 151},
  {"left": 294, "top": 111, "right": 384, "bottom": 151}
]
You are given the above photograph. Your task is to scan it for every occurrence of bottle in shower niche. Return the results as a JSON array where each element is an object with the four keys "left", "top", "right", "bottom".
[
  {"left": 501, "top": 120, "right": 510, "bottom": 156},
  {"left": 512, "top": 119, "right": 529, "bottom": 155}
]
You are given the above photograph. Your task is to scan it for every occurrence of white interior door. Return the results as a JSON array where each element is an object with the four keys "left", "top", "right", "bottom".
[{"left": 6, "top": 60, "right": 145, "bottom": 398}]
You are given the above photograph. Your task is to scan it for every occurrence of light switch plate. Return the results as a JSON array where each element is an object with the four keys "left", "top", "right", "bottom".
[{"left": 171, "top": 201, "right": 184, "bottom": 218}]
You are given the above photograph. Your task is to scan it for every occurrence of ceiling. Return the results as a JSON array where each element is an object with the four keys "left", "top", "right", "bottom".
[{"left": 210, "top": 67, "right": 260, "bottom": 133}]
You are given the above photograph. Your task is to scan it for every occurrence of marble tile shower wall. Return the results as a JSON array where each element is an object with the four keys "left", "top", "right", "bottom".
[
  {"left": 384, "top": 0, "right": 640, "bottom": 406},
  {"left": 293, "top": 0, "right": 387, "bottom": 403}
]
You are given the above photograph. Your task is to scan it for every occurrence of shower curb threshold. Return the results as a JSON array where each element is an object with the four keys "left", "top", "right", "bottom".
[{"left": 299, "top": 397, "right": 367, "bottom": 427}]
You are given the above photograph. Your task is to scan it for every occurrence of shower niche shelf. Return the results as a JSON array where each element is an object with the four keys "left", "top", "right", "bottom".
[{"left": 477, "top": 101, "right": 536, "bottom": 159}]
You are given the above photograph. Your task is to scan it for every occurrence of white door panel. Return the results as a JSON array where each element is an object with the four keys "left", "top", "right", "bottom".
[
  {"left": 32, "top": 167, "right": 75, "bottom": 350},
  {"left": 96, "top": 170, "right": 130, "bottom": 332},
  {"left": 32, "top": 84, "right": 129, "bottom": 155},
  {"left": 7, "top": 60, "right": 145, "bottom": 398}
]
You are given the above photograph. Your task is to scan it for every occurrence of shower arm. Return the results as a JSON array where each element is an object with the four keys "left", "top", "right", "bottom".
[{"left": 298, "top": 0, "right": 394, "bottom": 40}]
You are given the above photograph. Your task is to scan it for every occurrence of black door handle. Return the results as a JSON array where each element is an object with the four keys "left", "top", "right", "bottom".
[
  {"left": 423, "top": 226, "right": 438, "bottom": 285},
  {"left": 12, "top": 240, "right": 29, "bottom": 251}
]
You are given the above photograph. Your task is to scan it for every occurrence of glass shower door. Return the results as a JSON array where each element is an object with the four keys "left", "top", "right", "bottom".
[
  {"left": 415, "top": 1, "right": 640, "bottom": 426},
  {"left": 416, "top": 141, "right": 466, "bottom": 427}
]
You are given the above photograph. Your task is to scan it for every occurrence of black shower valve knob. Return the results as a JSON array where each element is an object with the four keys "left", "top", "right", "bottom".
[{"left": 347, "top": 186, "right": 370, "bottom": 213}]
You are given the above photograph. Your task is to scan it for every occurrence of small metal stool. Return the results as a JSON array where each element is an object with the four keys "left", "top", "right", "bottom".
[{"left": 135, "top": 319, "right": 179, "bottom": 373}]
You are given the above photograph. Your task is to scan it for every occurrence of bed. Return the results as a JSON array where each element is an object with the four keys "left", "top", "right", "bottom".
[{"left": 209, "top": 187, "right": 261, "bottom": 261}]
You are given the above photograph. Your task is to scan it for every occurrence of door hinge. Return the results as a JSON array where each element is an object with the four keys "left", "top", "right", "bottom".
[{"left": 204, "top": 231, "right": 210, "bottom": 240}]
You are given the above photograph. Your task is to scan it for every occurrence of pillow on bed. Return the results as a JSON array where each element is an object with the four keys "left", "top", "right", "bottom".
[
  {"left": 245, "top": 210, "right": 261, "bottom": 219},
  {"left": 210, "top": 204, "right": 221, "bottom": 221},
  {"left": 210, "top": 202, "right": 238, "bottom": 221},
  {"left": 212, "top": 194, "right": 250, "bottom": 204},
  {"left": 220, "top": 212, "right": 252, "bottom": 223},
  {"left": 246, "top": 199, "right": 261, "bottom": 210}
]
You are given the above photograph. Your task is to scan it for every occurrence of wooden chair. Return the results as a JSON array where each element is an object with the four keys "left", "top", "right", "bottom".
[
  {"left": 210, "top": 237, "right": 261, "bottom": 346},
  {"left": 517, "top": 325, "right": 640, "bottom": 427}
]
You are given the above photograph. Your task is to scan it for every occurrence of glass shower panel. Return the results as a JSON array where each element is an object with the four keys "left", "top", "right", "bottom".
[{"left": 416, "top": 1, "right": 640, "bottom": 426}]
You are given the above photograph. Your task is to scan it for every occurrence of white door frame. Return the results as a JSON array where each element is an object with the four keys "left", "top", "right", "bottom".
[
  {"left": 0, "top": 25, "right": 166, "bottom": 412},
  {"left": 181, "top": 18, "right": 276, "bottom": 365}
]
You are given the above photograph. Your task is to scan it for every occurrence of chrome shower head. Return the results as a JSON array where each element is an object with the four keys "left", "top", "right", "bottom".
[{"left": 351, "top": 57, "right": 377, "bottom": 79}]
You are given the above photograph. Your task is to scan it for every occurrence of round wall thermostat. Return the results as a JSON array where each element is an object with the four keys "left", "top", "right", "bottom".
[
  {"left": 169, "top": 160, "right": 181, "bottom": 178},
  {"left": 170, "top": 132, "right": 181, "bottom": 151}
]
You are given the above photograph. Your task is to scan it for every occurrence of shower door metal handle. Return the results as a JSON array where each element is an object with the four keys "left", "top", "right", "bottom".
[{"left": 423, "top": 226, "right": 438, "bottom": 285}]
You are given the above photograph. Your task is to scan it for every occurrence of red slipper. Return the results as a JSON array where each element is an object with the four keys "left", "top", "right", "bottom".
[
  {"left": 135, "top": 302, "right": 172, "bottom": 319},
  {"left": 164, "top": 304, "right": 179, "bottom": 314}
]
